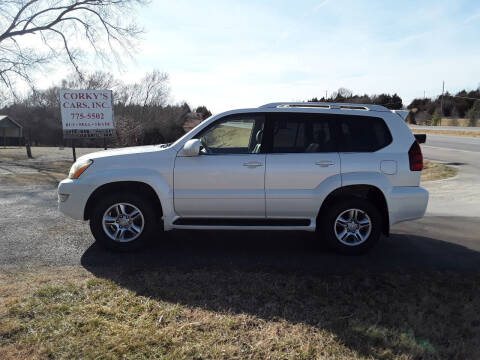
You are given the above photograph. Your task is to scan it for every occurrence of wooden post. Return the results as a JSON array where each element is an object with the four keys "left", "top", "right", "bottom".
[
  {"left": 72, "top": 139, "right": 77, "bottom": 162},
  {"left": 25, "top": 129, "right": 32, "bottom": 158},
  {"left": 25, "top": 138, "right": 32, "bottom": 158}
]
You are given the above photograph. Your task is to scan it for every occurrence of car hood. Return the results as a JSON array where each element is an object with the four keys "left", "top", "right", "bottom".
[{"left": 77, "top": 144, "right": 168, "bottom": 162}]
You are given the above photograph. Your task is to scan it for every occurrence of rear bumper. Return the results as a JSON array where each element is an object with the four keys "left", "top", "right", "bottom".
[
  {"left": 388, "top": 186, "right": 429, "bottom": 226},
  {"left": 57, "top": 179, "right": 94, "bottom": 220}
]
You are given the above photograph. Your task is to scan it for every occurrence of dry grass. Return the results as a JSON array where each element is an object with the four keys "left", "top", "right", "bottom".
[
  {"left": 421, "top": 160, "right": 457, "bottom": 182},
  {"left": 1, "top": 267, "right": 479, "bottom": 360},
  {"left": 0, "top": 161, "right": 71, "bottom": 186},
  {"left": 439, "top": 118, "right": 471, "bottom": 127},
  {"left": 0, "top": 146, "right": 102, "bottom": 163},
  {"left": 0, "top": 147, "right": 102, "bottom": 186},
  {"left": 412, "top": 129, "right": 480, "bottom": 137}
]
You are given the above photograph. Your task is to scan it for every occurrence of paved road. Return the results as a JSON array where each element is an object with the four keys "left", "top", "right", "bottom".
[
  {"left": 0, "top": 136, "right": 479, "bottom": 273},
  {"left": 411, "top": 125, "right": 480, "bottom": 132},
  {"left": 423, "top": 133, "right": 480, "bottom": 153},
  {"left": 421, "top": 134, "right": 480, "bottom": 217}
]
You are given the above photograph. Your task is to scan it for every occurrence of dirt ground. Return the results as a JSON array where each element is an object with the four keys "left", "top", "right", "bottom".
[{"left": 0, "top": 147, "right": 102, "bottom": 186}]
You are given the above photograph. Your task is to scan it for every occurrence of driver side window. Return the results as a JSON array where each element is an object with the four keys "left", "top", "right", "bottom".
[{"left": 196, "top": 114, "right": 265, "bottom": 154}]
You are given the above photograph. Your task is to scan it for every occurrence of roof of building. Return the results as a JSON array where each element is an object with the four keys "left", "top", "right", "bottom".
[{"left": 0, "top": 115, "right": 23, "bottom": 129}]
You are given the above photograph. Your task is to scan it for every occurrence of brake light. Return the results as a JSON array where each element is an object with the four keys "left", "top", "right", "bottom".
[{"left": 408, "top": 141, "right": 423, "bottom": 171}]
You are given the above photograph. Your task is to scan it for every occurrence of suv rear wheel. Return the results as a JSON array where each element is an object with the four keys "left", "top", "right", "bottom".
[
  {"left": 319, "top": 198, "right": 382, "bottom": 254},
  {"left": 90, "top": 192, "right": 159, "bottom": 251}
]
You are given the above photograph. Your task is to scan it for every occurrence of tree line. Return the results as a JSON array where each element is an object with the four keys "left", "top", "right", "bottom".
[
  {"left": 307, "top": 88, "right": 404, "bottom": 110},
  {"left": 407, "top": 89, "right": 480, "bottom": 126},
  {"left": 1, "top": 71, "right": 212, "bottom": 147},
  {"left": 308, "top": 87, "right": 480, "bottom": 126}
]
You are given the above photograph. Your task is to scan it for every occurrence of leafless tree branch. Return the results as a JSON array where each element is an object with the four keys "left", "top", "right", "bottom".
[{"left": 0, "top": 0, "right": 147, "bottom": 99}]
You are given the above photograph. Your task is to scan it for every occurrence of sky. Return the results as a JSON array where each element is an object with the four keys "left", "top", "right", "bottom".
[{"left": 37, "top": 0, "right": 480, "bottom": 113}]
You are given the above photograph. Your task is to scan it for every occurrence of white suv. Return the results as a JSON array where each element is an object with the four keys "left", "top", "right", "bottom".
[{"left": 58, "top": 102, "right": 428, "bottom": 254}]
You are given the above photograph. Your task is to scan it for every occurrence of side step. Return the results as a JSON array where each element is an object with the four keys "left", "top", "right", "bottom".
[{"left": 173, "top": 218, "right": 310, "bottom": 227}]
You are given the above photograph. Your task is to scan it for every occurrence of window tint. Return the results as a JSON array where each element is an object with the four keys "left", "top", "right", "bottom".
[
  {"left": 196, "top": 114, "right": 265, "bottom": 154},
  {"left": 270, "top": 113, "right": 335, "bottom": 153},
  {"left": 337, "top": 116, "right": 392, "bottom": 152}
]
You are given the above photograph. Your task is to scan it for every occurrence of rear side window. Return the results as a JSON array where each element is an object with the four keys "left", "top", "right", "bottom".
[
  {"left": 337, "top": 116, "right": 392, "bottom": 152},
  {"left": 269, "top": 113, "right": 336, "bottom": 153}
]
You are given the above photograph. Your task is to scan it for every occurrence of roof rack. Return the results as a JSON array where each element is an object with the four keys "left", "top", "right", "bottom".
[{"left": 259, "top": 102, "right": 390, "bottom": 112}]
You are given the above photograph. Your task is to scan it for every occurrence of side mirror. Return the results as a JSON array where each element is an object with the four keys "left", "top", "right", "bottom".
[{"left": 181, "top": 139, "right": 201, "bottom": 156}]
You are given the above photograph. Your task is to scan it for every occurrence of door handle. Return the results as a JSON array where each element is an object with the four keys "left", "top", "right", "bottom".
[
  {"left": 315, "top": 160, "right": 335, "bottom": 167},
  {"left": 243, "top": 161, "right": 263, "bottom": 168}
]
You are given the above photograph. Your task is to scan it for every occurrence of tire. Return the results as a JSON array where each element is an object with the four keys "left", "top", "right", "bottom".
[
  {"left": 89, "top": 192, "right": 160, "bottom": 251},
  {"left": 319, "top": 197, "right": 382, "bottom": 254}
]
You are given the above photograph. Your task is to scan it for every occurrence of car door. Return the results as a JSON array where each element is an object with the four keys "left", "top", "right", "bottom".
[
  {"left": 174, "top": 113, "right": 266, "bottom": 218},
  {"left": 264, "top": 112, "right": 341, "bottom": 219}
]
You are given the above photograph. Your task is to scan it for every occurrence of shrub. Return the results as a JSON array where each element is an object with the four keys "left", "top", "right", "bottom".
[
  {"left": 431, "top": 111, "right": 442, "bottom": 126},
  {"left": 467, "top": 100, "right": 480, "bottom": 126},
  {"left": 407, "top": 112, "right": 416, "bottom": 124}
]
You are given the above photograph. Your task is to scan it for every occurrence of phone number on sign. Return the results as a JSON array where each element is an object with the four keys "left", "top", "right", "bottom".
[
  {"left": 64, "top": 122, "right": 112, "bottom": 127},
  {"left": 70, "top": 112, "right": 105, "bottom": 120}
]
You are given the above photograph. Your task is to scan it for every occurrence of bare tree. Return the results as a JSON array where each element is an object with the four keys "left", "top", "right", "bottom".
[
  {"left": 0, "top": 89, "right": 6, "bottom": 106},
  {"left": 0, "top": 0, "right": 146, "bottom": 98},
  {"left": 115, "top": 69, "right": 170, "bottom": 140},
  {"left": 64, "top": 70, "right": 121, "bottom": 90},
  {"left": 117, "top": 70, "right": 169, "bottom": 107}
]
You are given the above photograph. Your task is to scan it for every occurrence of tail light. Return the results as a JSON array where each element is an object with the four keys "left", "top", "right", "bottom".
[{"left": 408, "top": 141, "right": 423, "bottom": 171}]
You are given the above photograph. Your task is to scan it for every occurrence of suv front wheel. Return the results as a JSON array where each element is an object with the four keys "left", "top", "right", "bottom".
[
  {"left": 319, "top": 198, "right": 382, "bottom": 254},
  {"left": 89, "top": 192, "right": 159, "bottom": 251}
]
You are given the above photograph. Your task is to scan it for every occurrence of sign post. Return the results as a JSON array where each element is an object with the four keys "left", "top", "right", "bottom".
[
  {"left": 59, "top": 89, "right": 115, "bottom": 161},
  {"left": 72, "top": 140, "right": 76, "bottom": 162}
]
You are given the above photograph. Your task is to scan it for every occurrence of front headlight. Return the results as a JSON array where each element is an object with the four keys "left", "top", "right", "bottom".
[{"left": 68, "top": 159, "right": 93, "bottom": 179}]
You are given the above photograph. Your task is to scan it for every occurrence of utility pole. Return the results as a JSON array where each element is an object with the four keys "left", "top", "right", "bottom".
[{"left": 440, "top": 81, "right": 445, "bottom": 115}]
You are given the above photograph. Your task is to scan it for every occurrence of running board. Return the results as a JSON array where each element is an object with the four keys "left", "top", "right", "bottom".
[{"left": 173, "top": 218, "right": 311, "bottom": 227}]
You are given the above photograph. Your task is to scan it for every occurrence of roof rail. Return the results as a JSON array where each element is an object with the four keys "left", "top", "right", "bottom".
[{"left": 259, "top": 102, "right": 390, "bottom": 112}]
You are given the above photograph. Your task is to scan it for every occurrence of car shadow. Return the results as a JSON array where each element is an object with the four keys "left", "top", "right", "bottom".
[
  {"left": 81, "top": 217, "right": 480, "bottom": 359},
  {"left": 81, "top": 216, "right": 480, "bottom": 273}
]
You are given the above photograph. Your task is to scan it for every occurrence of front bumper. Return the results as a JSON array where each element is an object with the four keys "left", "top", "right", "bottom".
[
  {"left": 57, "top": 179, "right": 94, "bottom": 220},
  {"left": 388, "top": 186, "right": 429, "bottom": 226}
]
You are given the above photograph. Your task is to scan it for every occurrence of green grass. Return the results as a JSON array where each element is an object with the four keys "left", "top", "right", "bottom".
[{"left": 1, "top": 269, "right": 479, "bottom": 359}]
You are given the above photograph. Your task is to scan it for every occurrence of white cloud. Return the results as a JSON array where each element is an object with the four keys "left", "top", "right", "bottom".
[
  {"left": 464, "top": 11, "right": 480, "bottom": 23},
  {"left": 313, "top": 0, "right": 330, "bottom": 12}
]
